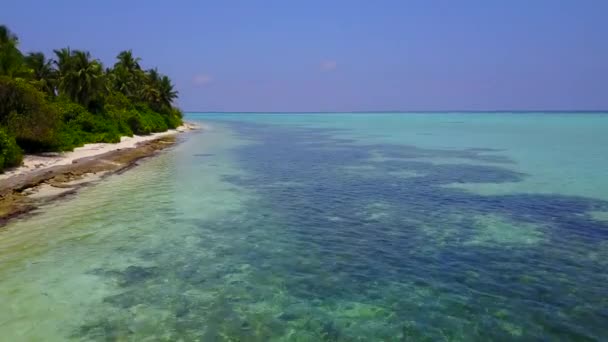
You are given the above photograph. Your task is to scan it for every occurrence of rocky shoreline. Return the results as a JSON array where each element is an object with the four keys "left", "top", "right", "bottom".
[{"left": 0, "top": 124, "right": 199, "bottom": 226}]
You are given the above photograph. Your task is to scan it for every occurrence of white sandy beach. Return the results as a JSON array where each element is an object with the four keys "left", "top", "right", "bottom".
[{"left": 0, "top": 123, "right": 198, "bottom": 182}]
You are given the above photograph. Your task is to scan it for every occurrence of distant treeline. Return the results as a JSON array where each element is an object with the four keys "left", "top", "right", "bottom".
[{"left": 0, "top": 25, "right": 182, "bottom": 171}]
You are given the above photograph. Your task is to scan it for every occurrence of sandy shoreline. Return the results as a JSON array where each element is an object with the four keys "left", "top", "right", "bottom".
[
  {"left": 0, "top": 122, "right": 197, "bottom": 181},
  {"left": 0, "top": 122, "right": 200, "bottom": 226}
]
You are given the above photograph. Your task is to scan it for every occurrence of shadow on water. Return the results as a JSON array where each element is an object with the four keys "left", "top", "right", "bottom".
[{"left": 77, "top": 122, "right": 608, "bottom": 341}]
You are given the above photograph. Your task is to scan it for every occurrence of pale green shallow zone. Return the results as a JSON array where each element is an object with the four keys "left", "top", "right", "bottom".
[{"left": 0, "top": 126, "right": 252, "bottom": 340}]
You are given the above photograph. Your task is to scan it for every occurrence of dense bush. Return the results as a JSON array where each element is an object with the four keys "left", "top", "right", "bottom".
[
  {"left": 0, "top": 77, "right": 61, "bottom": 152},
  {"left": 126, "top": 105, "right": 168, "bottom": 135},
  {"left": 0, "top": 127, "right": 22, "bottom": 171},
  {"left": 52, "top": 99, "right": 125, "bottom": 150},
  {"left": 165, "top": 107, "right": 184, "bottom": 129}
]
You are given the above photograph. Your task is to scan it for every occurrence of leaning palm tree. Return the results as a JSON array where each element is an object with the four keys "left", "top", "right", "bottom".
[{"left": 24, "top": 52, "right": 55, "bottom": 95}]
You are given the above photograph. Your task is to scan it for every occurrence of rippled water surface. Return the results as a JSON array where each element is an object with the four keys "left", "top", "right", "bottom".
[{"left": 1, "top": 113, "right": 608, "bottom": 341}]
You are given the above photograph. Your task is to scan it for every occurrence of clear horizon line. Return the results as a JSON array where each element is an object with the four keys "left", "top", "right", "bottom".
[{"left": 183, "top": 110, "right": 608, "bottom": 114}]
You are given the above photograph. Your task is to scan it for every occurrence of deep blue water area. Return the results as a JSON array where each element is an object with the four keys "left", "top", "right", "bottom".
[{"left": 211, "top": 121, "right": 608, "bottom": 340}]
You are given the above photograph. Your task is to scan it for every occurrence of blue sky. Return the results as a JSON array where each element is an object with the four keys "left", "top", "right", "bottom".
[{"left": 3, "top": 0, "right": 607, "bottom": 111}]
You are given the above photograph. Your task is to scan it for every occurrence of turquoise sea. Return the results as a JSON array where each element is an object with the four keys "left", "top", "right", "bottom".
[{"left": 1, "top": 113, "right": 608, "bottom": 340}]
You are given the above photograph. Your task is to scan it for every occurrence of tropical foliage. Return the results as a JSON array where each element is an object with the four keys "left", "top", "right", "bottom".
[
  {"left": 0, "top": 127, "right": 21, "bottom": 170},
  {"left": 0, "top": 25, "right": 182, "bottom": 172}
]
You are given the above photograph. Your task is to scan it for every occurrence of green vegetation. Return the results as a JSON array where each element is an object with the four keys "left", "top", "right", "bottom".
[
  {"left": 0, "top": 127, "right": 21, "bottom": 170},
  {"left": 0, "top": 25, "right": 182, "bottom": 172}
]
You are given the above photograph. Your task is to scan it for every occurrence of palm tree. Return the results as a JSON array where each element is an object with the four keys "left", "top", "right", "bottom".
[
  {"left": 53, "top": 47, "right": 72, "bottom": 75},
  {"left": 0, "top": 26, "right": 16, "bottom": 44},
  {"left": 102, "top": 67, "right": 117, "bottom": 94},
  {"left": 24, "top": 52, "right": 55, "bottom": 95},
  {"left": 112, "top": 50, "right": 144, "bottom": 98},
  {"left": 138, "top": 68, "right": 178, "bottom": 113},
  {"left": 0, "top": 25, "right": 29, "bottom": 78},
  {"left": 115, "top": 50, "right": 141, "bottom": 72},
  {"left": 158, "top": 75, "right": 178, "bottom": 109},
  {"left": 55, "top": 49, "right": 104, "bottom": 107},
  {"left": 140, "top": 68, "right": 161, "bottom": 106},
  {"left": 147, "top": 68, "right": 160, "bottom": 84}
]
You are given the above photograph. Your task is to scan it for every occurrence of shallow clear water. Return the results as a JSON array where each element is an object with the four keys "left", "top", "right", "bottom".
[{"left": 1, "top": 113, "right": 608, "bottom": 341}]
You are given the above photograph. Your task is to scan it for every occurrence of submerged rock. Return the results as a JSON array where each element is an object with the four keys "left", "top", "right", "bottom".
[{"left": 119, "top": 266, "right": 160, "bottom": 286}]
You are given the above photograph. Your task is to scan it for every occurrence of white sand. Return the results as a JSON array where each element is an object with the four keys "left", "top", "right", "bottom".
[{"left": 0, "top": 123, "right": 199, "bottom": 181}]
